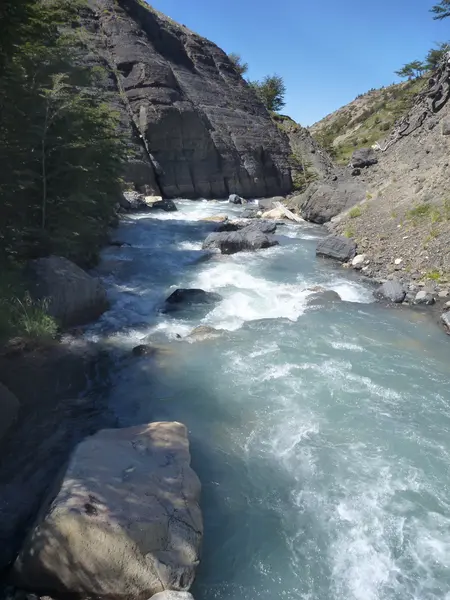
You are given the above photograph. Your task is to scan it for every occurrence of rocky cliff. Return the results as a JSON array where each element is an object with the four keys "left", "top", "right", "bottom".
[
  {"left": 83, "top": 0, "right": 292, "bottom": 199},
  {"left": 325, "top": 55, "right": 450, "bottom": 283}
]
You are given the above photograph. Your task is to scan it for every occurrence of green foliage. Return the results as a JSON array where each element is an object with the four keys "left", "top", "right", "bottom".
[
  {"left": 395, "top": 61, "right": 426, "bottom": 80},
  {"left": 424, "top": 270, "right": 443, "bottom": 281},
  {"left": 0, "top": 0, "right": 127, "bottom": 267},
  {"left": 228, "top": 53, "right": 248, "bottom": 76},
  {"left": 349, "top": 206, "right": 362, "bottom": 218},
  {"left": 250, "top": 74, "right": 286, "bottom": 112},
  {"left": 407, "top": 203, "right": 433, "bottom": 219},
  {"left": 343, "top": 228, "right": 355, "bottom": 239},
  {"left": 426, "top": 43, "right": 450, "bottom": 69},
  {"left": 431, "top": 0, "right": 450, "bottom": 20},
  {"left": 288, "top": 152, "right": 318, "bottom": 192},
  {"left": 0, "top": 267, "right": 57, "bottom": 342}
]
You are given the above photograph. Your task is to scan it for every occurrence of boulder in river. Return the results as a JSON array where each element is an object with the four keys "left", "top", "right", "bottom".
[
  {"left": 229, "top": 194, "right": 246, "bottom": 204},
  {"left": 0, "top": 382, "right": 20, "bottom": 442},
  {"left": 26, "top": 256, "right": 109, "bottom": 326},
  {"left": 441, "top": 312, "right": 450, "bottom": 333},
  {"left": 150, "top": 198, "right": 178, "bottom": 212},
  {"left": 316, "top": 235, "right": 357, "bottom": 262},
  {"left": 216, "top": 220, "right": 277, "bottom": 235},
  {"left": 306, "top": 290, "right": 342, "bottom": 307},
  {"left": 13, "top": 422, "right": 203, "bottom": 600},
  {"left": 202, "top": 230, "right": 279, "bottom": 254},
  {"left": 164, "top": 289, "right": 223, "bottom": 310},
  {"left": 374, "top": 280, "right": 406, "bottom": 303}
]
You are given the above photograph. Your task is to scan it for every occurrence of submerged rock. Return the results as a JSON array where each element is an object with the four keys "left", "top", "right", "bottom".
[
  {"left": 374, "top": 280, "right": 406, "bottom": 303},
  {"left": 187, "top": 326, "right": 224, "bottom": 341},
  {"left": 306, "top": 290, "right": 342, "bottom": 307},
  {"left": 13, "top": 422, "right": 203, "bottom": 600},
  {"left": 132, "top": 344, "right": 160, "bottom": 357},
  {"left": 202, "top": 230, "right": 279, "bottom": 254},
  {"left": 164, "top": 289, "right": 223, "bottom": 309},
  {"left": 316, "top": 235, "right": 357, "bottom": 262},
  {"left": 26, "top": 256, "right": 109, "bottom": 327}
]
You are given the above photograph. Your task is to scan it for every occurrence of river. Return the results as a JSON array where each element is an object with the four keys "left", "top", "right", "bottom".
[{"left": 87, "top": 199, "right": 450, "bottom": 600}]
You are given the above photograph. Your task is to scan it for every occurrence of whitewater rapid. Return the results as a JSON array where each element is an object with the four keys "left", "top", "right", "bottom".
[{"left": 88, "top": 199, "right": 450, "bottom": 600}]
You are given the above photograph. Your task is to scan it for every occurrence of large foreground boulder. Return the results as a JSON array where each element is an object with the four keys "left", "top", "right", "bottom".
[
  {"left": 202, "top": 230, "right": 279, "bottom": 254},
  {"left": 13, "top": 422, "right": 202, "bottom": 600},
  {"left": 0, "top": 382, "right": 20, "bottom": 442},
  {"left": 316, "top": 235, "right": 357, "bottom": 262},
  {"left": 374, "top": 280, "right": 406, "bottom": 303},
  {"left": 27, "top": 256, "right": 108, "bottom": 326}
]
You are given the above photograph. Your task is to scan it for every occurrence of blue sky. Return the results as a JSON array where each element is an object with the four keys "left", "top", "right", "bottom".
[{"left": 147, "top": 0, "right": 448, "bottom": 125}]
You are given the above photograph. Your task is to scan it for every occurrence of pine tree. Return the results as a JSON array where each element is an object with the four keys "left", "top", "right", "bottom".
[
  {"left": 431, "top": 0, "right": 450, "bottom": 20},
  {"left": 250, "top": 75, "right": 286, "bottom": 112}
]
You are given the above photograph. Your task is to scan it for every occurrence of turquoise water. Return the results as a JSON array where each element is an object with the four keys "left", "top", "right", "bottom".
[{"left": 88, "top": 200, "right": 450, "bottom": 600}]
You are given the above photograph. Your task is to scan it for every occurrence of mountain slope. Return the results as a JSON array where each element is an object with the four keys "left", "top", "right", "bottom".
[{"left": 310, "top": 78, "right": 427, "bottom": 164}]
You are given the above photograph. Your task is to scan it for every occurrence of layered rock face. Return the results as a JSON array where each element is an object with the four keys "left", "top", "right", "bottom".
[{"left": 85, "top": 0, "right": 292, "bottom": 199}]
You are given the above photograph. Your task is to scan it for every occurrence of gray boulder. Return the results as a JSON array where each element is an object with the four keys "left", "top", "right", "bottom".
[
  {"left": 414, "top": 291, "right": 436, "bottom": 305},
  {"left": 351, "top": 148, "right": 378, "bottom": 168},
  {"left": 442, "top": 312, "right": 450, "bottom": 333},
  {"left": 298, "top": 181, "right": 365, "bottom": 224},
  {"left": 229, "top": 194, "right": 245, "bottom": 204},
  {"left": 374, "top": 280, "right": 406, "bottom": 303},
  {"left": 164, "top": 289, "right": 222, "bottom": 308},
  {"left": 0, "top": 382, "right": 20, "bottom": 442},
  {"left": 241, "top": 208, "right": 260, "bottom": 219},
  {"left": 27, "top": 256, "right": 109, "bottom": 326},
  {"left": 202, "top": 230, "right": 279, "bottom": 254},
  {"left": 245, "top": 221, "right": 277, "bottom": 234},
  {"left": 316, "top": 235, "right": 357, "bottom": 262},
  {"left": 215, "top": 220, "right": 276, "bottom": 234},
  {"left": 13, "top": 422, "right": 202, "bottom": 600}
]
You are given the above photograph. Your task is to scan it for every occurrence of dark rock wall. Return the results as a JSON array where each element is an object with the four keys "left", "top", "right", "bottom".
[{"left": 86, "top": 0, "right": 292, "bottom": 198}]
